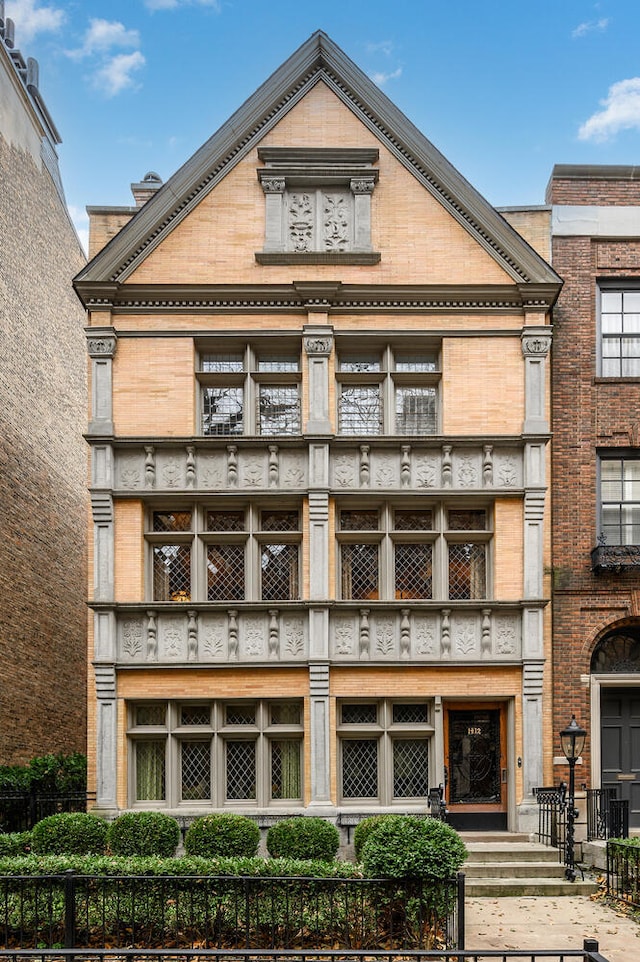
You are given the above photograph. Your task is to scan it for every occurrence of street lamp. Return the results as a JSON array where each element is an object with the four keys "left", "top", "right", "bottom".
[{"left": 559, "top": 714, "right": 587, "bottom": 882}]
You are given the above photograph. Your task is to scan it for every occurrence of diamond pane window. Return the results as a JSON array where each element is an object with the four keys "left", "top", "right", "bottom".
[
  {"left": 226, "top": 704, "right": 256, "bottom": 726},
  {"left": 395, "top": 386, "right": 437, "bottom": 435},
  {"left": 206, "top": 511, "right": 245, "bottom": 532},
  {"left": 601, "top": 291, "right": 640, "bottom": 376},
  {"left": 203, "top": 386, "right": 244, "bottom": 436},
  {"left": 207, "top": 544, "right": 245, "bottom": 601},
  {"left": 448, "top": 510, "right": 487, "bottom": 531},
  {"left": 153, "top": 511, "right": 192, "bottom": 532},
  {"left": 226, "top": 740, "right": 256, "bottom": 799},
  {"left": 394, "top": 510, "right": 432, "bottom": 531},
  {"left": 393, "top": 739, "right": 429, "bottom": 798},
  {"left": 153, "top": 544, "right": 191, "bottom": 602},
  {"left": 135, "top": 704, "right": 166, "bottom": 726},
  {"left": 339, "top": 385, "right": 382, "bottom": 435},
  {"left": 340, "top": 510, "right": 379, "bottom": 531},
  {"left": 258, "top": 385, "right": 300, "bottom": 435},
  {"left": 271, "top": 739, "right": 301, "bottom": 799},
  {"left": 181, "top": 741, "right": 211, "bottom": 800},
  {"left": 341, "top": 543, "right": 379, "bottom": 600},
  {"left": 393, "top": 703, "right": 429, "bottom": 725},
  {"left": 449, "top": 542, "right": 486, "bottom": 600},
  {"left": 261, "top": 511, "right": 299, "bottom": 532},
  {"left": 136, "top": 741, "right": 166, "bottom": 800},
  {"left": 181, "top": 705, "right": 210, "bottom": 726},
  {"left": 341, "top": 703, "right": 378, "bottom": 725},
  {"left": 601, "top": 457, "right": 640, "bottom": 544},
  {"left": 201, "top": 353, "right": 244, "bottom": 373},
  {"left": 271, "top": 702, "right": 302, "bottom": 725},
  {"left": 261, "top": 543, "right": 299, "bottom": 601},
  {"left": 395, "top": 542, "right": 432, "bottom": 599},
  {"left": 342, "top": 739, "right": 378, "bottom": 797}
]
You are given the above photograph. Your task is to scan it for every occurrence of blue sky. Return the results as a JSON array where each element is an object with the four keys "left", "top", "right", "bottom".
[{"left": 6, "top": 0, "right": 640, "bottom": 251}]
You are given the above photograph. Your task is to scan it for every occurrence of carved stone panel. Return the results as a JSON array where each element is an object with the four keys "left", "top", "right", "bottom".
[
  {"left": 240, "top": 614, "right": 268, "bottom": 659},
  {"left": 239, "top": 453, "right": 266, "bottom": 489},
  {"left": 281, "top": 615, "right": 307, "bottom": 658},
  {"left": 493, "top": 450, "right": 522, "bottom": 488},
  {"left": 452, "top": 452, "right": 482, "bottom": 489},
  {"left": 199, "top": 614, "right": 228, "bottom": 661},
  {"left": 413, "top": 453, "right": 440, "bottom": 489},
  {"left": 158, "top": 616, "right": 188, "bottom": 661},
  {"left": 412, "top": 615, "right": 439, "bottom": 658},
  {"left": 117, "top": 453, "right": 144, "bottom": 490},
  {"left": 156, "top": 450, "right": 186, "bottom": 490},
  {"left": 332, "top": 452, "right": 358, "bottom": 488},
  {"left": 330, "top": 614, "right": 358, "bottom": 658},
  {"left": 198, "top": 453, "right": 226, "bottom": 490},
  {"left": 492, "top": 612, "right": 521, "bottom": 658},
  {"left": 280, "top": 452, "right": 307, "bottom": 488},
  {"left": 372, "top": 614, "right": 397, "bottom": 657},
  {"left": 370, "top": 452, "right": 399, "bottom": 488},
  {"left": 118, "top": 616, "right": 145, "bottom": 662}
]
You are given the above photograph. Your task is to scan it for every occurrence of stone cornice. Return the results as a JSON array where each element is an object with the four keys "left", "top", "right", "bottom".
[{"left": 74, "top": 282, "right": 559, "bottom": 313}]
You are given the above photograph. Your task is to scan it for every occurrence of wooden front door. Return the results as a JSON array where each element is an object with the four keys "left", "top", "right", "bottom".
[
  {"left": 444, "top": 703, "right": 507, "bottom": 830},
  {"left": 601, "top": 687, "right": 640, "bottom": 829}
]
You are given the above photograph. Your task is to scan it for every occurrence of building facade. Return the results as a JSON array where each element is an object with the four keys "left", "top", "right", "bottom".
[
  {"left": 0, "top": 5, "right": 87, "bottom": 763},
  {"left": 548, "top": 165, "right": 640, "bottom": 828},
  {"left": 75, "top": 33, "right": 561, "bottom": 834}
]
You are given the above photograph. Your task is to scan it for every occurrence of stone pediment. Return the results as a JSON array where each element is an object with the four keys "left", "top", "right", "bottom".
[{"left": 74, "top": 31, "right": 560, "bottom": 301}]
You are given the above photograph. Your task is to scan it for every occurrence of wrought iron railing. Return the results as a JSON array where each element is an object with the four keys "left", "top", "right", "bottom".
[
  {"left": 534, "top": 784, "right": 567, "bottom": 861},
  {"left": 0, "top": 944, "right": 613, "bottom": 961},
  {"left": 0, "top": 872, "right": 464, "bottom": 951},
  {"left": 0, "top": 792, "right": 91, "bottom": 833},
  {"left": 586, "top": 789, "right": 629, "bottom": 841},
  {"left": 606, "top": 839, "right": 640, "bottom": 907}
]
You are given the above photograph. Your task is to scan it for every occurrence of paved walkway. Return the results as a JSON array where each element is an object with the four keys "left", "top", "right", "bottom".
[{"left": 465, "top": 896, "right": 640, "bottom": 961}]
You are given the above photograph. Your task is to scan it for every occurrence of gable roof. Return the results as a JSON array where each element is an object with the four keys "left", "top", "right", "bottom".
[{"left": 74, "top": 30, "right": 560, "bottom": 296}]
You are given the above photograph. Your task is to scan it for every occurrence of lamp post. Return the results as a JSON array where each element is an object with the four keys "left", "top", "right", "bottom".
[{"left": 559, "top": 714, "right": 587, "bottom": 882}]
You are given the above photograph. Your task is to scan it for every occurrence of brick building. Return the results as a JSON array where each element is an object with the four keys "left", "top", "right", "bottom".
[
  {"left": 75, "top": 32, "right": 561, "bottom": 834},
  {"left": 547, "top": 165, "right": 640, "bottom": 828},
  {"left": 0, "top": 5, "right": 87, "bottom": 762}
]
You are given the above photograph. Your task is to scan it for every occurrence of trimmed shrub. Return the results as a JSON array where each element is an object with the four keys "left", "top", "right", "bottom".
[
  {"left": 266, "top": 817, "right": 339, "bottom": 862},
  {"left": 30, "top": 812, "right": 107, "bottom": 855},
  {"left": 106, "top": 811, "right": 180, "bottom": 857},
  {"left": 184, "top": 813, "right": 260, "bottom": 858},
  {"left": 0, "top": 832, "right": 31, "bottom": 856},
  {"left": 360, "top": 814, "right": 467, "bottom": 881},
  {"left": 353, "top": 814, "right": 397, "bottom": 860},
  {"left": 0, "top": 753, "right": 87, "bottom": 794}
]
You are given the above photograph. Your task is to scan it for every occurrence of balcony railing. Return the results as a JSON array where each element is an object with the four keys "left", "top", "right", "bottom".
[{"left": 591, "top": 543, "right": 640, "bottom": 573}]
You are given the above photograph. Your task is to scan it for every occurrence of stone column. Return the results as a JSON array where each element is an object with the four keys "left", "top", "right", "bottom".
[
  {"left": 87, "top": 328, "right": 117, "bottom": 435},
  {"left": 304, "top": 327, "right": 333, "bottom": 434},
  {"left": 521, "top": 329, "right": 551, "bottom": 435},
  {"left": 94, "top": 664, "right": 118, "bottom": 810},
  {"left": 350, "top": 176, "right": 375, "bottom": 251},
  {"left": 260, "top": 175, "right": 285, "bottom": 251}
]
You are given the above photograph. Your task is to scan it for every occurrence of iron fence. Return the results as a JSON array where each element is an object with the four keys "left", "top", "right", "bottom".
[
  {"left": 586, "top": 789, "right": 629, "bottom": 841},
  {"left": 0, "top": 872, "right": 464, "bottom": 951},
  {"left": 0, "top": 943, "right": 612, "bottom": 961},
  {"left": 0, "top": 793, "right": 91, "bottom": 833},
  {"left": 533, "top": 784, "right": 567, "bottom": 861},
  {"left": 606, "top": 838, "right": 640, "bottom": 907}
]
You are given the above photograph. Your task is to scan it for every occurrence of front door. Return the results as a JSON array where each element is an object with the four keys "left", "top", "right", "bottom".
[
  {"left": 601, "top": 687, "right": 640, "bottom": 829},
  {"left": 444, "top": 704, "right": 507, "bottom": 830}
]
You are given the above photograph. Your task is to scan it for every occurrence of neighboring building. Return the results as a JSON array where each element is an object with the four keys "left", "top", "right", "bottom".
[
  {"left": 547, "top": 165, "right": 640, "bottom": 828},
  {"left": 75, "top": 32, "right": 561, "bottom": 834},
  {"left": 0, "top": 5, "right": 87, "bottom": 762}
]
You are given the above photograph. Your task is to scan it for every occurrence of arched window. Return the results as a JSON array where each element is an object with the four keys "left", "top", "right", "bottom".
[{"left": 591, "top": 628, "right": 640, "bottom": 673}]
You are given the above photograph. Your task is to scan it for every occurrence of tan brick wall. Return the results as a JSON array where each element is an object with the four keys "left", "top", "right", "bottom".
[
  {"left": 114, "top": 501, "right": 145, "bottom": 602},
  {"left": 442, "top": 337, "right": 524, "bottom": 433},
  {"left": 499, "top": 208, "right": 551, "bottom": 262},
  {"left": 494, "top": 499, "right": 524, "bottom": 599},
  {"left": 88, "top": 210, "right": 135, "bottom": 259},
  {"left": 126, "top": 82, "right": 512, "bottom": 288},
  {"left": 0, "top": 74, "right": 87, "bottom": 763},
  {"left": 113, "top": 337, "right": 195, "bottom": 436}
]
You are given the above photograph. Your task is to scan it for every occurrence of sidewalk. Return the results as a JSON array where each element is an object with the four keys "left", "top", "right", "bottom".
[{"left": 465, "top": 896, "right": 640, "bottom": 962}]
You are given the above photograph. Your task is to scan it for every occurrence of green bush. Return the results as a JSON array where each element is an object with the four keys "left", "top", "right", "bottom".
[
  {"left": 184, "top": 813, "right": 260, "bottom": 858},
  {"left": 266, "top": 817, "right": 339, "bottom": 862},
  {"left": 31, "top": 812, "right": 107, "bottom": 855},
  {"left": 0, "top": 753, "right": 86, "bottom": 793},
  {"left": 0, "top": 832, "right": 31, "bottom": 856},
  {"left": 353, "top": 814, "right": 397, "bottom": 860},
  {"left": 360, "top": 814, "right": 467, "bottom": 881},
  {"left": 106, "top": 811, "right": 180, "bottom": 857}
]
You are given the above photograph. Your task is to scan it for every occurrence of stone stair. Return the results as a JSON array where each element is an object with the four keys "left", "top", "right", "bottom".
[{"left": 461, "top": 833, "right": 599, "bottom": 897}]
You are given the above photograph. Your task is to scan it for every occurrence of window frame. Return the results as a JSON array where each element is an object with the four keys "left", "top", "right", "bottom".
[
  {"left": 336, "top": 344, "right": 440, "bottom": 436},
  {"left": 128, "top": 699, "right": 304, "bottom": 808},
  {"left": 337, "top": 698, "right": 434, "bottom": 805},
  {"left": 598, "top": 284, "right": 640, "bottom": 378},
  {"left": 336, "top": 502, "right": 491, "bottom": 601},
  {"left": 598, "top": 453, "right": 640, "bottom": 546}
]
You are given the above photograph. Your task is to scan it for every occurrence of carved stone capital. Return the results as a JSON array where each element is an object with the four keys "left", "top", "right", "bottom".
[
  {"left": 260, "top": 175, "right": 285, "bottom": 194},
  {"left": 304, "top": 335, "right": 333, "bottom": 355},
  {"left": 350, "top": 176, "right": 375, "bottom": 194},
  {"left": 521, "top": 334, "right": 551, "bottom": 358},
  {"left": 87, "top": 332, "right": 117, "bottom": 358}
]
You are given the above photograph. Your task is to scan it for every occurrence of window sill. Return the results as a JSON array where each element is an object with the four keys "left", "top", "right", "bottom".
[{"left": 255, "top": 251, "right": 381, "bottom": 265}]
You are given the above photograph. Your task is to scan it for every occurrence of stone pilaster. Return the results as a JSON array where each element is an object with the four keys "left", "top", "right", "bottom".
[{"left": 87, "top": 328, "right": 117, "bottom": 435}]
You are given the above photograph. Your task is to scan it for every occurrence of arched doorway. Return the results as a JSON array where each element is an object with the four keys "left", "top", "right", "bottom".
[{"left": 591, "top": 627, "right": 640, "bottom": 829}]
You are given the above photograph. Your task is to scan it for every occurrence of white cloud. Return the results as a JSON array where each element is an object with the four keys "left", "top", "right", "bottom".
[
  {"left": 144, "top": 0, "right": 221, "bottom": 10},
  {"left": 366, "top": 40, "right": 394, "bottom": 56},
  {"left": 370, "top": 67, "right": 402, "bottom": 86},
  {"left": 579, "top": 77, "right": 640, "bottom": 142},
  {"left": 572, "top": 17, "right": 609, "bottom": 38},
  {"left": 67, "top": 18, "right": 140, "bottom": 60},
  {"left": 5, "top": 0, "right": 65, "bottom": 42},
  {"left": 94, "top": 51, "right": 146, "bottom": 98}
]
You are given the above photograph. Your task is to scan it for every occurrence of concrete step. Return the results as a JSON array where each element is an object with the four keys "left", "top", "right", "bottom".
[
  {"left": 464, "top": 860, "right": 566, "bottom": 879},
  {"left": 465, "top": 876, "right": 599, "bottom": 897},
  {"left": 464, "top": 842, "right": 561, "bottom": 863},
  {"left": 460, "top": 832, "right": 530, "bottom": 843}
]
